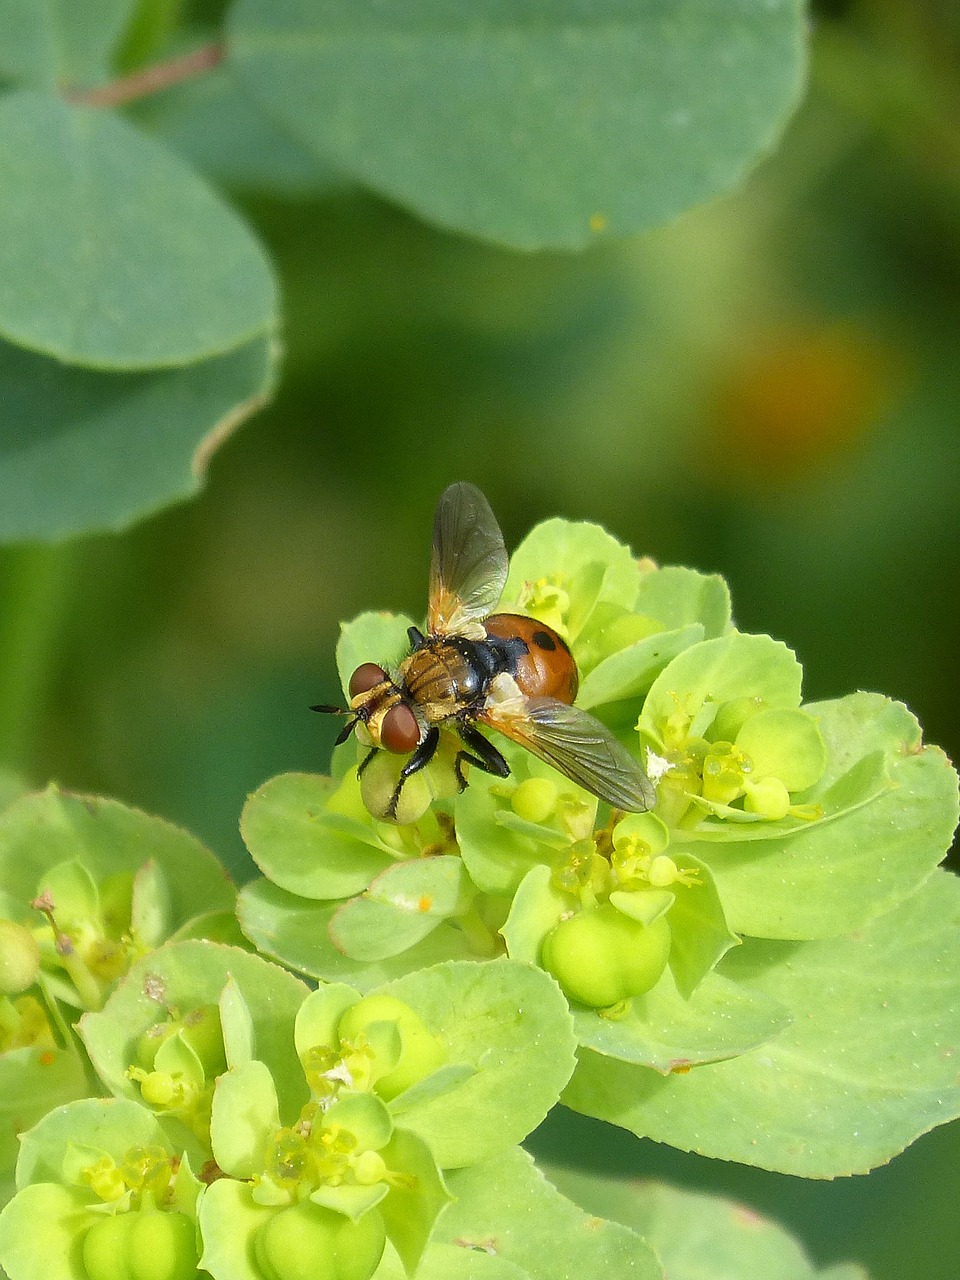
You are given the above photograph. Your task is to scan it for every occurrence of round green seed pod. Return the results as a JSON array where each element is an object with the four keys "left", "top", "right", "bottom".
[
  {"left": 128, "top": 1211, "right": 199, "bottom": 1280},
  {"left": 511, "top": 777, "right": 558, "bottom": 824},
  {"left": 359, "top": 752, "right": 433, "bottom": 825},
  {"left": 254, "top": 1202, "right": 386, "bottom": 1280},
  {"left": 82, "top": 1212, "right": 137, "bottom": 1280},
  {"left": 541, "top": 903, "right": 672, "bottom": 1008}
]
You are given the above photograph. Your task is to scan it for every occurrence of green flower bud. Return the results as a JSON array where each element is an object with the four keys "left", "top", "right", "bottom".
[
  {"left": 0, "top": 920, "right": 41, "bottom": 995},
  {"left": 254, "top": 1201, "right": 386, "bottom": 1280},
  {"left": 337, "top": 994, "right": 445, "bottom": 1101},
  {"left": 511, "top": 777, "right": 558, "bottom": 824},
  {"left": 707, "top": 696, "right": 766, "bottom": 744},
  {"left": 540, "top": 904, "right": 672, "bottom": 1009},
  {"left": 743, "top": 775, "right": 792, "bottom": 820}
]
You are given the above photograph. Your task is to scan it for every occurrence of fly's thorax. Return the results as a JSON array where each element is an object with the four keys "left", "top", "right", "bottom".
[{"left": 399, "top": 638, "right": 485, "bottom": 723}]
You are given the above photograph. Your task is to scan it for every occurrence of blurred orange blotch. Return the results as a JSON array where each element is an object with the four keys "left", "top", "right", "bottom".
[
  {"left": 37, "top": 1050, "right": 56, "bottom": 1066},
  {"left": 417, "top": 895, "right": 433, "bottom": 913},
  {"left": 708, "top": 324, "right": 901, "bottom": 485}
]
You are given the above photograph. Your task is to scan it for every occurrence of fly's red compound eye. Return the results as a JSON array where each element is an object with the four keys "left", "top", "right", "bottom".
[
  {"left": 381, "top": 703, "right": 421, "bottom": 754},
  {"left": 349, "top": 663, "right": 387, "bottom": 698}
]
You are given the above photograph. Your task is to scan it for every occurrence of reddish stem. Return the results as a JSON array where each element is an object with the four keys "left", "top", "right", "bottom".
[{"left": 66, "top": 41, "right": 225, "bottom": 109}]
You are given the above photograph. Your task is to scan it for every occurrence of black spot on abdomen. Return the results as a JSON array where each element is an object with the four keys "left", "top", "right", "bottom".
[{"left": 532, "top": 630, "right": 557, "bottom": 651}]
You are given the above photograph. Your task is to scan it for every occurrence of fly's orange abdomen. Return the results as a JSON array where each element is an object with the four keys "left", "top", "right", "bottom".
[{"left": 483, "top": 613, "right": 578, "bottom": 704}]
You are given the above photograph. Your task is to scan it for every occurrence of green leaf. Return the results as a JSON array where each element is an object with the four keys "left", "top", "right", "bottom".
[
  {"left": 197, "top": 1179, "right": 271, "bottom": 1280},
  {"left": 241, "top": 772, "right": 395, "bottom": 901},
  {"left": 438, "top": 1148, "right": 661, "bottom": 1279},
  {"left": 640, "top": 633, "right": 804, "bottom": 747},
  {"left": 564, "top": 871, "right": 960, "bottom": 1176},
  {"left": 571, "top": 968, "right": 791, "bottom": 1072},
  {"left": 635, "top": 566, "right": 732, "bottom": 640},
  {"left": 548, "top": 1171, "right": 859, "bottom": 1280},
  {"left": 15, "top": 1095, "right": 178, "bottom": 1188},
  {"left": 238, "top": 878, "right": 474, "bottom": 987},
  {"left": 219, "top": 976, "right": 256, "bottom": 1068},
  {"left": 293, "top": 983, "right": 361, "bottom": 1059},
  {"left": 397, "top": 1244, "right": 529, "bottom": 1279},
  {"left": 0, "top": 1045, "right": 89, "bottom": 1192},
  {"left": 696, "top": 696, "right": 960, "bottom": 939},
  {"left": 134, "top": 62, "right": 342, "bottom": 196},
  {"left": 376, "top": 959, "right": 576, "bottom": 1168},
  {"left": 0, "top": 1182, "right": 91, "bottom": 1280},
  {"left": 210, "top": 1058, "right": 280, "bottom": 1179},
  {"left": 502, "top": 518, "right": 640, "bottom": 629},
  {"left": 577, "top": 625, "right": 705, "bottom": 711},
  {"left": 228, "top": 0, "right": 805, "bottom": 250},
  {"left": 0, "top": 786, "right": 234, "bottom": 933},
  {"left": 0, "top": 0, "right": 138, "bottom": 89},
  {"left": 662, "top": 851, "right": 739, "bottom": 998},
  {"left": 380, "top": 1126, "right": 452, "bottom": 1274},
  {"left": 0, "top": 91, "right": 276, "bottom": 369},
  {"left": 329, "top": 857, "right": 476, "bottom": 962},
  {"left": 500, "top": 864, "right": 568, "bottom": 965},
  {"left": 0, "top": 768, "right": 28, "bottom": 812},
  {"left": 0, "top": 332, "right": 273, "bottom": 542},
  {"left": 79, "top": 940, "right": 310, "bottom": 1126},
  {"left": 335, "top": 612, "right": 417, "bottom": 699}
]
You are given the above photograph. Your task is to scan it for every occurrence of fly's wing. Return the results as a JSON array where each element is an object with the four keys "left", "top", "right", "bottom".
[
  {"left": 427, "top": 482, "right": 509, "bottom": 637},
  {"left": 482, "top": 695, "right": 656, "bottom": 812}
]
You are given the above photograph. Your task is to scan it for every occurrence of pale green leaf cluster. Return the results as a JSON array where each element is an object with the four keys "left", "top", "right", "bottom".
[{"left": 0, "top": 0, "right": 807, "bottom": 542}]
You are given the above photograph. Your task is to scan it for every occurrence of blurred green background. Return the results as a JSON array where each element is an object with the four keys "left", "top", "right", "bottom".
[{"left": 1, "top": 1, "right": 959, "bottom": 1277}]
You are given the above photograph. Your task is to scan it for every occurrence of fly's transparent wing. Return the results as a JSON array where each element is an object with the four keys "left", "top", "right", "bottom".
[
  {"left": 427, "top": 482, "right": 509, "bottom": 636},
  {"left": 482, "top": 696, "right": 656, "bottom": 812}
]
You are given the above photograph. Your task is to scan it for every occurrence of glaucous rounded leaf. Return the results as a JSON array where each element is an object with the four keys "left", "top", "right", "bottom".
[
  {"left": 0, "top": 1045, "right": 89, "bottom": 1195},
  {"left": 0, "top": 332, "right": 274, "bottom": 543},
  {"left": 228, "top": 0, "right": 806, "bottom": 250},
  {"left": 0, "top": 0, "right": 137, "bottom": 89},
  {"left": 240, "top": 773, "right": 394, "bottom": 901},
  {"left": 571, "top": 969, "right": 791, "bottom": 1072},
  {"left": 0, "top": 91, "right": 276, "bottom": 368},
  {"left": 335, "top": 612, "right": 417, "bottom": 700}
]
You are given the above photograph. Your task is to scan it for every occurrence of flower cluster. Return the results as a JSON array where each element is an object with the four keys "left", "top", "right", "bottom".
[{"left": 0, "top": 511, "right": 957, "bottom": 1280}]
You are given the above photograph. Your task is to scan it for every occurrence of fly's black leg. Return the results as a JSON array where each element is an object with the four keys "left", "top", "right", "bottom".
[
  {"left": 454, "top": 722, "right": 510, "bottom": 791},
  {"left": 386, "top": 727, "right": 440, "bottom": 820},
  {"left": 407, "top": 625, "right": 426, "bottom": 650},
  {"left": 356, "top": 746, "right": 379, "bottom": 778}
]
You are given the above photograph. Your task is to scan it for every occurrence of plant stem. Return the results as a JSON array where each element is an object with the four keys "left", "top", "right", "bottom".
[
  {"left": 0, "top": 544, "right": 73, "bottom": 772},
  {"left": 65, "top": 40, "right": 225, "bottom": 109}
]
